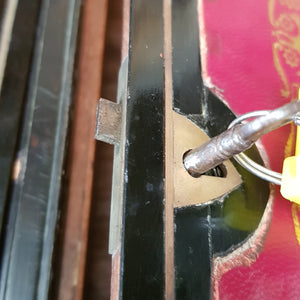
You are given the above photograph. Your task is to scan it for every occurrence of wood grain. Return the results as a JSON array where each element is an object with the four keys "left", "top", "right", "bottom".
[{"left": 57, "top": 1, "right": 108, "bottom": 299}]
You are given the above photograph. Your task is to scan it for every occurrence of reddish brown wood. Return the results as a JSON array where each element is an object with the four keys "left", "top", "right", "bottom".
[
  {"left": 83, "top": 141, "right": 114, "bottom": 299},
  {"left": 121, "top": 0, "right": 130, "bottom": 62},
  {"left": 111, "top": 248, "right": 121, "bottom": 300},
  {"left": 83, "top": 0, "right": 123, "bottom": 298},
  {"left": 57, "top": 1, "right": 108, "bottom": 299}
]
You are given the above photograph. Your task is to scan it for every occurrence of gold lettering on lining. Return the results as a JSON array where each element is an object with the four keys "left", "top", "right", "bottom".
[
  {"left": 279, "top": 0, "right": 300, "bottom": 11},
  {"left": 269, "top": 0, "right": 300, "bottom": 246},
  {"left": 269, "top": 0, "right": 300, "bottom": 99},
  {"left": 292, "top": 203, "right": 300, "bottom": 245}
]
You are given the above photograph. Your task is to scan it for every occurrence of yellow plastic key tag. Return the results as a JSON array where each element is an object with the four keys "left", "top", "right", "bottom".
[{"left": 281, "top": 93, "right": 300, "bottom": 204}]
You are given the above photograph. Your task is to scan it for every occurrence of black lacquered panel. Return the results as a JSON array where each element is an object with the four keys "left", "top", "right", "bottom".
[
  {"left": 172, "top": 0, "right": 269, "bottom": 299},
  {"left": 0, "top": 1, "right": 81, "bottom": 299},
  {"left": 0, "top": 0, "right": 42, "bottom": 235},
  {"left": 121, "top": 0, "right": 165, "bottom": 299}
]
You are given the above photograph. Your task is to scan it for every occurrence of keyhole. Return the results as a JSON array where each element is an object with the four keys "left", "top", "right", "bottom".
[{"left": 183, "top": 150, "right": 227, "bottom": 178}]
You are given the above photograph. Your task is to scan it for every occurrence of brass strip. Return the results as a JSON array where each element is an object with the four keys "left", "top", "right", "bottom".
[{"left": 173, "top": 111, "right": 242, "bottom": 208}]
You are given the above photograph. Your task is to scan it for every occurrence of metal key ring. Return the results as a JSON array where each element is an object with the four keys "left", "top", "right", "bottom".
[
  {"left": 184, "top": 101, "right": 300, "bottom": 181},
  {"left": 228, "top": 110, "right": 283, "bottom": 185}
]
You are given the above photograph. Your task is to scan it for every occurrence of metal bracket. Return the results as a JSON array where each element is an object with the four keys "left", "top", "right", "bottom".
[
  {"left": 95, "top": 57, "right": 128, "bottom": 255},
  {"left": 95, "top": 98, "right": 122, "bottom": 145}
]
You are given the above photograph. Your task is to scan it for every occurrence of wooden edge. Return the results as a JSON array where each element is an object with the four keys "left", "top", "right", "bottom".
[
  {"left": 164, "top": 0, "right": 175, "bottom": 298},
  {"left": 56, "top": 1, "right": 108, "bottom": 299},
  {"left": 121, "top": 0, "right": 130, "bottom": 62},
  {"left": 111, "top": 247, "right": 121, "bottom": 300}
]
